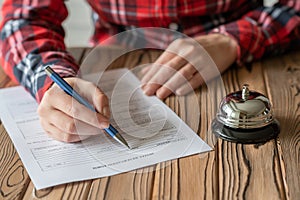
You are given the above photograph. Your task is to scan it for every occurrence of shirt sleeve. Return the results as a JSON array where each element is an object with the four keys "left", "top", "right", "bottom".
[
  {"left": 0, "top": 0, "right": 79, "bottom": 102},
  {"left": 211, "top": 0, "right": 300, "bottom": 64}
]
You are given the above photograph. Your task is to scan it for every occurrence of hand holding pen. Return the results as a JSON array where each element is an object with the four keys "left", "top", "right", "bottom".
[{"left": 38, "top": 66, "right": 129, "bottom": 148}]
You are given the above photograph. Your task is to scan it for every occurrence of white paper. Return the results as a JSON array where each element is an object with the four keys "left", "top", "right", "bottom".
[{"left": 0, "top": 68, "right": 211, "bottom": 189}]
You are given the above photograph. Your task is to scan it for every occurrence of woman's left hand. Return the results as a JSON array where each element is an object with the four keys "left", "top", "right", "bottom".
[{"left": 141, "top": 33, "right": 238, "bottom": 99}]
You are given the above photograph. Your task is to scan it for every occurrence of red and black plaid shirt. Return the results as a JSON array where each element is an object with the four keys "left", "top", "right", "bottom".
[{"left": 1, "top": 0, "right": 300, "bottom": 102}]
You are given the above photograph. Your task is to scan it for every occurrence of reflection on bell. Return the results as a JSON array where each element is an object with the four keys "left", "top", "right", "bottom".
[{"left": 212, "top": 84, "right": 280, "bottom": 143}]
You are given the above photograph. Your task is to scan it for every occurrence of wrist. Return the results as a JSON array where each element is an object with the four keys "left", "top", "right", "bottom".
[
  {"left": 222, "top": 33, "right": 240, "bottom": 64},
  {"left": 209, "top": 31, "right": 242, "bottom": 66},
  {"left": 197, "top": 33, "right": 239, "bottom": 69}
]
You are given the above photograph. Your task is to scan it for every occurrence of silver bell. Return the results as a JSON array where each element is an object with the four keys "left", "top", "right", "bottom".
[{"left": 212, "top": 84, "right": 280, "bottom": 143}]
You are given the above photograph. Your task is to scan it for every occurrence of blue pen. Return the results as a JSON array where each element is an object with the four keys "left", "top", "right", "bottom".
[{"left": 45, "top": 66, "right": 130, "bottom": 149}]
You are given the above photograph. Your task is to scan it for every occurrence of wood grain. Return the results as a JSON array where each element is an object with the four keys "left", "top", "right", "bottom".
[
  {"left": 263, "top": 52, "right": 300, "bottom": 200},
  {"left": 0, "top": 124, "right": 31, "bottom": 199},
  {"left": 169, "top": 93, "right": 217, "bottom": 200},
  {"left": 68, "top": 48, "right": 87, "bottom": 65},
  {"left": 0, "top": 47, "right": 299, "bottom": 199},
  {"left": 0, "top": 67, "right": 18, "bottom": 88},
  {"left": 22, "top": 181, "right": 91, "bottom": 200}
]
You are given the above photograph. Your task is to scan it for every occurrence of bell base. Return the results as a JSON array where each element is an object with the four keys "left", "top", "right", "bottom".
[{"left": 211, "top": 119, "right": 280, "bottom": 144}]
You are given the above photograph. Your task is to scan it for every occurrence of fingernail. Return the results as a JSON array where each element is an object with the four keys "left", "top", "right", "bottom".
[
  {"left": 156, "top": 89, "right": 165, "bottom": 99},
  {"left": 143, "top": 88, "right": 151, "bottom": 96},
  {"left": 100, "top": 121, "right": 110, "bottom": 129},
  {"left": 103, "top": 106, "right": 110, "bottom": 118}
]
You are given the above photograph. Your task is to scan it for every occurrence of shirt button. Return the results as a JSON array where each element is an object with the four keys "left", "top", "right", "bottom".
[{"left": 169, "top": 23, "right": 179, "bottom": 31}]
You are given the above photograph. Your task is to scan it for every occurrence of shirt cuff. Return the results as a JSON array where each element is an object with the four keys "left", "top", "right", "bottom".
[
  {"left": 35, "top": 64, "right": 77, "bottom": 103},
  {"left": 210, "top": 16, "right": 269, "bottom": 67}
]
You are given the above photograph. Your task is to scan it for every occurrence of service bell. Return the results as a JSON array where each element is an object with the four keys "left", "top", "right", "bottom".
[{"left": 211, "top": 84, "right": 280, "bottom": 143}]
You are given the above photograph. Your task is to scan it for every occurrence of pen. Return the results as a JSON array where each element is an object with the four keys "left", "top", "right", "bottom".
[{"left": 44, "top": 66, "right": 130, "bottom": 149}]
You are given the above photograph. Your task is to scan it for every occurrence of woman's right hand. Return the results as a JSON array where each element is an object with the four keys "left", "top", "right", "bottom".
[{"left": 38, "top": 77, "right": 110, "bottom": 143}]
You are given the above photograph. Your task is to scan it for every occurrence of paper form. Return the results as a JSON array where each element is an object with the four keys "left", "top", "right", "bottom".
[{"left": 0, "top": 68, "right": 212, "bottom": 189}]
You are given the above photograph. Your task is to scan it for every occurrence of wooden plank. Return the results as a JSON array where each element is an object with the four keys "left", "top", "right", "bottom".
[
  {"left": 105, "top": 168, "right": 155, "bottom": 199},
  {"left": 217, "top": 63, "right": 285, "bottom": 199},
  {"left": 169, "top": 92, "right": 217, "bottom": 200},
  {"left": 0, "top": 67, "right": 18, "bottom": 88},
  {"left": 88, "top": 166, "right": 155, "bottom": 199},
  {"left": 78, "top": 46, "right": 126, "bottom": 74},
  {"left": 87, "top": 177, "right": 109, "bottom": 199},
  {"left": 23, "top": 181, "right": 91, "bottom": 199},
  {"left": 262, "top": 51, "right": 300, "bottom": 200},
  {"left": 179, "top": 73, "right": 229, "bottom": 199},
  {"left": 0, "top": 124, "right": 31, "bottom": 200},
  {"left": 151, "top": 160, "right": 178, "bottom": 200},
  {"left": 150, "top": 97, "right": 180, "bottom": 200},
  {"left": 150, "top": 96, "right": 180, "bottom": 200},
  {"left": 67, "top": 47, "right": 87, "bottom": 64},
  {"left": 174, "top": 72, "right": 227, "bottom": 199}
]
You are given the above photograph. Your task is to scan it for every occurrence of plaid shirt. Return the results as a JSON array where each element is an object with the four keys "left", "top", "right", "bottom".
[{"left": 1, "top": 0, "right": 300, "bottom": 102}]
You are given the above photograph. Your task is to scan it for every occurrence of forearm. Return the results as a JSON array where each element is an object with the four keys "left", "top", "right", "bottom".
[
  {"left": 0, "top": 0, "right": 79, "bottom": 102},
  {"left": 211, "top": 0, "right": 300, "bottom": 64}
]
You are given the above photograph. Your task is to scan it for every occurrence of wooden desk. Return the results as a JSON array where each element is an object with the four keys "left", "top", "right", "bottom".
[{"left": 0, "top": 47, "right": 299, "bottom": 200}]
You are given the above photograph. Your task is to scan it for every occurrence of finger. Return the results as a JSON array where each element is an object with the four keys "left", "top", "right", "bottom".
[
  {"left": 44, "top": 89, "right": 110, "bottom": 129},
  {"left": 156, "top": 63, "right": 197, "bottom": 99},
  {"left": 45, "top": 108, "right": 103, "bottom": 136},
  {"left": 142, "top": 64, "right": 176, "bottom": 96},
  {"left": 142, "top": 54, "right": 188, "bottom": 96},
  {"left": 41, "top": 120, "right": 84, "bottom": 143},
  {"left": 141, "top": 65, "right": 151, "bottom": 75},
  {"left": 141, "top": 51, "right": 178, "bottom": 84},
  {"left": 39, "top": 104, "right": 102, "bottom": 136},
  {"left": 175, "top": 73, "right": 204, "bottom": 96},
  {"left": 140, "top": 63, "right": 164, "bottom": 85}
]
